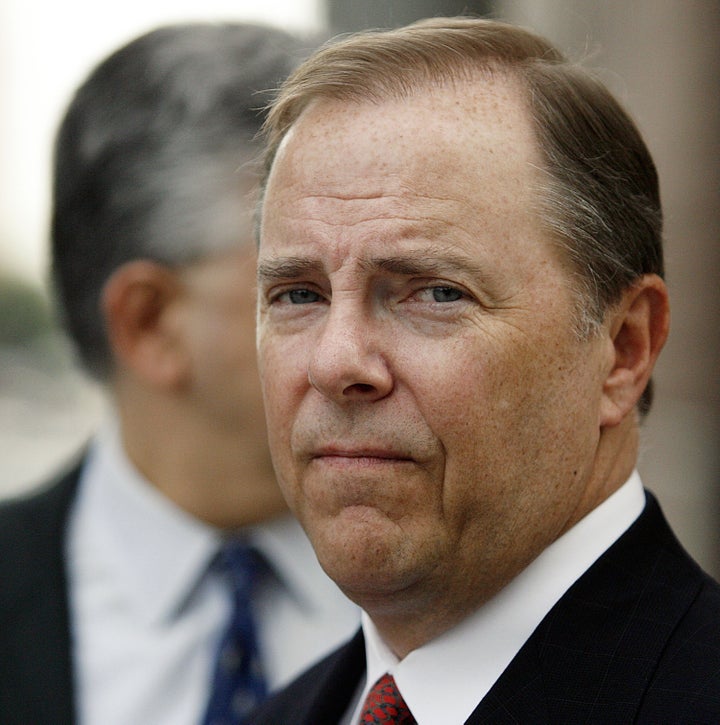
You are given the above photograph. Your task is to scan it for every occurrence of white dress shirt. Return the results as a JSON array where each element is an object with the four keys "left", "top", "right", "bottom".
[
  {"left": 67, "top": 420, "right": 359, "bottom": 725},
  {"left": 345, "top": 472, "right": 646, "bottom": 725}
]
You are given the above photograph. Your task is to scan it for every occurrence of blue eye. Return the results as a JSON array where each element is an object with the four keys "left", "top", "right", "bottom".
[
  {"left": 431, "top": 286, "right": 463, "bottom": 302},
  {"left": 287, "top": 289, "right": 321, "bottom": 304}
]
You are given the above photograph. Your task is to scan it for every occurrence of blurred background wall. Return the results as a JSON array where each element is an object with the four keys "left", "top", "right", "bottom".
[{"left": 2, "top": 0, "right": 718, "bottom": 574}]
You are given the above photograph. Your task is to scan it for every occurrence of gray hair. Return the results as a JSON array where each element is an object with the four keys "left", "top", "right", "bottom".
[{"left": 52, "top": 22, "right": 313, "bottom": 379}]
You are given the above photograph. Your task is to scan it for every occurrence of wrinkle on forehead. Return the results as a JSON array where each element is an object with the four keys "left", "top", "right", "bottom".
[
  {"left": 274, "top": 192, "right": 482, "bottom": 232},
  {"left": 260, "top": 73, "right": 547, "bottom": 284},
  {"left": 269, "top": 72, "right": 538, "bottom": 185}
]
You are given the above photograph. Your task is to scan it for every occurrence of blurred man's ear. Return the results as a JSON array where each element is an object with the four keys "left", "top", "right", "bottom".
[
  {"left": 599, "top": 274, "right": 670, "bottom": 428},
  {"left": 102, "top": 260, "right": 191, "bottom": 389}
]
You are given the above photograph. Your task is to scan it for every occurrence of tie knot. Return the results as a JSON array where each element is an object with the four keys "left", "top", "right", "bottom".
[
  {"left": 359, "top": 673, "right": 416, "bottom": 724},
  {"left": 215, "top": 539, "right": 264, "bottom": 601}
]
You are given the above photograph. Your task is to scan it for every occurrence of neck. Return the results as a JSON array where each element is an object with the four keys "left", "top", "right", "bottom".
[{"left": 114, "top": 385, "right": 287, "bottom": 529}]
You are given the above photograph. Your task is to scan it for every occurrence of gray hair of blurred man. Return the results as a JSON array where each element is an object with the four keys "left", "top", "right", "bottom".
[
  {"left": 52, "top": 22, "right": 313, "bottom": 380},
  {"left": 261, "top": 17, "right": 665, "bottom": 414}
]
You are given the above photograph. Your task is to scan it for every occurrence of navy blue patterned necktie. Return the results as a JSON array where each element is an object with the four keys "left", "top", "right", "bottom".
[{"left": 201, "top": 540, "right": 267, "bottom": 725}]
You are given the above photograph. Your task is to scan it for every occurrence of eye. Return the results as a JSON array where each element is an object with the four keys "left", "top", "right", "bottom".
[
  {"left": 411, "top": 285, "right": 466, "bottom": 304},
  {"left": 430, "top": 286, "right": 464, "bottom": 303},
  {"left": 280, "top": 288, "right": 323, "bottom": 304}
]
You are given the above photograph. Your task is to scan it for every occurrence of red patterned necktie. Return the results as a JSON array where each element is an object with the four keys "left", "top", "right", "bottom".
[{"left": 359, "top": 673, "right": 417, "bottom": 724}]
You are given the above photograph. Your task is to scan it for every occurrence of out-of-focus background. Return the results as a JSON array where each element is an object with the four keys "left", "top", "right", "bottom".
[{"left": 1, "top": 0, "right": 718, "bottom": 575}]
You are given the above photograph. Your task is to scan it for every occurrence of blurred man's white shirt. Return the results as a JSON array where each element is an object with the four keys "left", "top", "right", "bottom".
[{"left": 68, "top": 419, "right": 359, "bottom": 725}]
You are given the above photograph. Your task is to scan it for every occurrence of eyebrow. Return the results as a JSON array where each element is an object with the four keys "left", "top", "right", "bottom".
[
  {"left": 257, "top": 257, "right": 324, "bottom": 283},
  {"left": 258, "top": 248, "right": 489, "bottom": 284},
  {"left": 363, "top": 250, "right": 487, "bottom": 281}
]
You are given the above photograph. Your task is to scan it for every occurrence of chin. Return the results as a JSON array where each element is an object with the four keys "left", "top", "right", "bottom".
[{"left": 309, "top": 509, "right": 428, "bottom": 597}]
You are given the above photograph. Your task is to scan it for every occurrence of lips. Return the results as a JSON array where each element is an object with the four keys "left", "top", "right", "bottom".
[
  {"left": 313, "top": 445, "right": 410, "bottom": 458},
  {"left": 290, "top": 411, "right": 439, "bottom": 469},
  {"left": 310, "top": 446, "right": 414, "bottom": 465}
]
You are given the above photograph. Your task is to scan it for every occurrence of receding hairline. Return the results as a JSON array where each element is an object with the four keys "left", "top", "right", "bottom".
[{"left": 262, "top": 17, "right": 565, "bottom": 169}]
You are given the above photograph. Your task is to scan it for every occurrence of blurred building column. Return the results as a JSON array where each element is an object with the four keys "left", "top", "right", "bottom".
[
  {"left": 327, "top": 0, "right": 492, "bottom": 31},
  {"left": 498, "top": 0, "right": 720, "bottom": 575}
]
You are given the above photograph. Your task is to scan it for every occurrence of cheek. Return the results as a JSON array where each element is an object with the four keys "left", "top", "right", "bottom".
[
  {"left": 259, "top": 344, "right": 306, "bottom": 467},
  {"left": 410, "top": 333, "right": 570, "bottom": 485},
  {"left": 400, "top": 336, "right": 522, "bottom": 437},
  {"left": 197, "top": 324, "right": 258, "bottom": 403},
  {"left": 260, "top": 337, "right": 302, "bottom": 406}
]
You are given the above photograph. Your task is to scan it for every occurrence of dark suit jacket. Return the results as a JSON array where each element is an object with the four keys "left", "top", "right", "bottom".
[
  {"left": 0, "top": 465, "right": 81, "bottom": 725},
  {"left": 251, "top": 493, "right": 720, "bottom": 724}
]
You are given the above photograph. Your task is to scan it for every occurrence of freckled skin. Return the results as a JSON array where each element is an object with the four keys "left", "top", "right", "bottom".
[{"left": 257, "top": 75, "right": 633, "bottom": 657}]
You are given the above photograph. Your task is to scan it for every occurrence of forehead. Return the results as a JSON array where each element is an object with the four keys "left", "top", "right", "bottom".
[
  {"left": 260, "top": 73, "right": 546, "bottom": 273},
  {"left": 266, "top": 72, "right": 537, "bottom": 192}
]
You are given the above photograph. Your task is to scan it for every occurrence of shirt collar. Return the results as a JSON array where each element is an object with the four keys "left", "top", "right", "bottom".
[
  {"left": 246, "top": 513, "right": 345, "bottom": 617},
  {"left": 77, "top": 420, "right": 222, "bottom": 625},
  {"left": 76, "top": 417, "right": 334, "bottom": 626},
  {"left": 358, "top": 471, "right": 646, "bottom": 725}
]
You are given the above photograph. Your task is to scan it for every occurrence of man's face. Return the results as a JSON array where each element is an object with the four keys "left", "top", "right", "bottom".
[
  {"left": 258, "top": 76, "right": 613, "bottom": 624},
  {"left": 177, "top": 246, "right": 267, "bottom": 442}
]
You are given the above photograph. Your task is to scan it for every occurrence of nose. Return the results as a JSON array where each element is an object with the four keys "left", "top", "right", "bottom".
[{"left": 307, "top": 305, "right": 393, "bottom": 403}]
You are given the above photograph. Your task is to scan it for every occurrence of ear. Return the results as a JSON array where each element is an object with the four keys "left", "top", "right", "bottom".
[
  {"left": 102, "top": 260, "right": 190, "bottom": 389},
  {"left": 600, "top": 274, "right": 670, "bottom": 428}
]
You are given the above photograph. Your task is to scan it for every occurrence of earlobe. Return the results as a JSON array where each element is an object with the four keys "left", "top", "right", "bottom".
[
  {"left": 102, "top": 260, "right": 191, "bottom": 389},
  {"left": 599, "top": 274, "right": 670, "bottom": 428}
]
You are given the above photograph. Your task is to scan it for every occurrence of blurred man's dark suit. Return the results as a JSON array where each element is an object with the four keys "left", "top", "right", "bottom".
[
  {"left": 251, "top": 493, "right": 720, "bottom": 724},
  {"left": 0, "top": 465, "right": 79, "bottom": 724}
]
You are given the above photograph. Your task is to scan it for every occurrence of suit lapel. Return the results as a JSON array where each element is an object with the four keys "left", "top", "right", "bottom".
[
  {"left": 466, "top": 493, "right": 704, "bottom": 724},
  {"left": 297, "top": 628, "right": 366, "bottom": 724},
  {"left": 0, "top": 464, "right": 81, "bottom": 724}
]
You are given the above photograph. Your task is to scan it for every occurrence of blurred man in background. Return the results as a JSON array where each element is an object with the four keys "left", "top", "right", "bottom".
[{"left": 0, "top": 22, "right": 357, "bottom": 725}]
